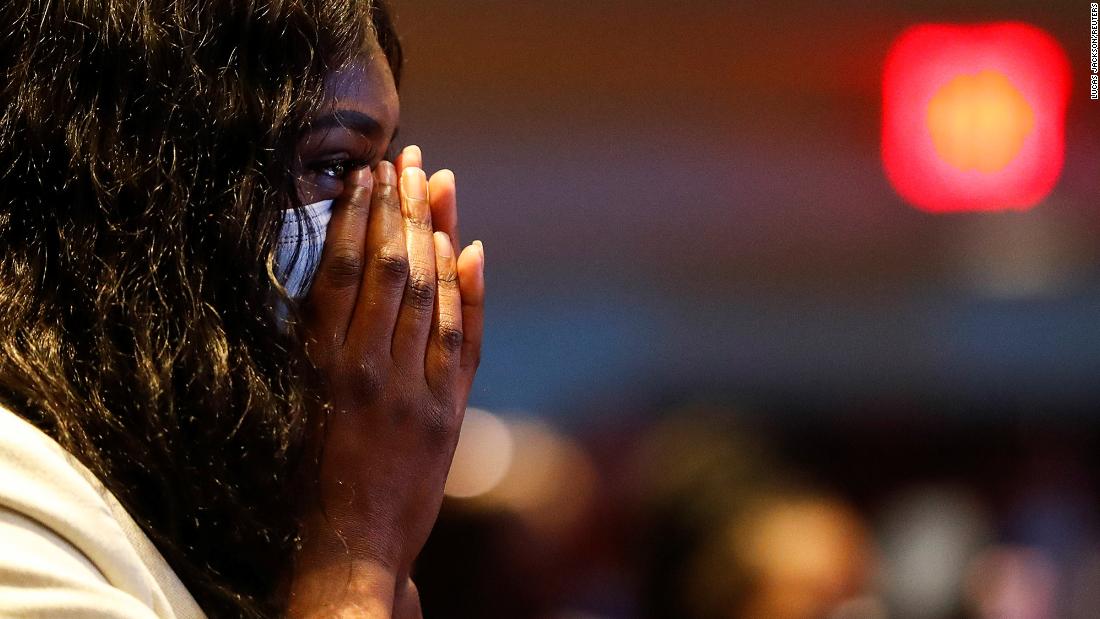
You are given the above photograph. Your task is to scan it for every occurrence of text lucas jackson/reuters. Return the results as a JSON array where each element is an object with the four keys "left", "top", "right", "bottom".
[{"left": 1091, "top": 3, "right": 1098, "bottom": 99}]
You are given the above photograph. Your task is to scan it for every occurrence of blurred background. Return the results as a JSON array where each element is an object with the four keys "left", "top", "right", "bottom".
[{"left": 392, "top": 1, "right": 1100, "bottom": 617}]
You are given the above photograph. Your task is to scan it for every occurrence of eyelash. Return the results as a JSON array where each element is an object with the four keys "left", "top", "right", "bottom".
[{"left": 310, "top": 157, "right": 373, "bottom": 180}]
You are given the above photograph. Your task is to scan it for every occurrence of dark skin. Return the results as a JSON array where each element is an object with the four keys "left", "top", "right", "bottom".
[{"left": 284, "top": 40, "right": 485, "bottom": 618}]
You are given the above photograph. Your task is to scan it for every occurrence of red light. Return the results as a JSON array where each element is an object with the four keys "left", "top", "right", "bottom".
[{"left": 882, "top": 23, "right": 1071, "bottom": 213}]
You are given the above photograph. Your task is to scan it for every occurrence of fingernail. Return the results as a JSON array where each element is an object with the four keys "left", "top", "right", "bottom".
[
  {"left": 473, "top": 240, "right": 484, "bottom": 261},
  {"left": 402, "top": 167, "right": 428, "bottom": 201},
  {"left": 377, "top": 160, "right": 396, "bottom": 186},
  {"left": 434, "top": 231, "right": 453, "bottom": 258},
  {"left": 403, "top": 145, "right": 422, "bottom": 164}
]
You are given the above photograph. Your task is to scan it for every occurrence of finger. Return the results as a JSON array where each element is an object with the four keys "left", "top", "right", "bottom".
[
  {"left": 391, "top": 166, "right": 437, "bottom": 369},
  {"left": 348, "top": 161, "right": 406, "bottom": 355},
  {"left": 456, "top": 240, "right": 484, "bottom": 394},
  {"left": 394, "top": 144, "right": 422, "bottom": 180},
  {"left": 428, "top": 169, "right": 460, "bottom": 254},
  {"left": 426, "top": 232, "right": 462, "bottom": 395},
  {"left": 302, "top": 166, "right": 374, "bottom": 343}
]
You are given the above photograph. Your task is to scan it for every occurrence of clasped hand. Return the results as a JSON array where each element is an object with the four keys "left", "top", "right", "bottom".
[{"left": 286, "top": 146, "right": 484, "bottom": 618}]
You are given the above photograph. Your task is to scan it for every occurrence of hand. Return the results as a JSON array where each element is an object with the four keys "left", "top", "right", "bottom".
[
  {"left": 393, "top": 577, "right": 423, "bottom": 619},
  {"left": 286, "top": 147, "right": 484, "bottom": 617}
]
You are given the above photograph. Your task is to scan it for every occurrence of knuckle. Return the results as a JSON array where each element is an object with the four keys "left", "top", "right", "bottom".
[
  {"left": 437, "top": 269, "right": 458, "bottom": 285},
  {"left": 420, "top": 405, "right": 458, "bottom": 440},
  {"left": 404, "top": 271, "right": 435, "bottom": 310},
  {"left": 356, "top": 356, "right": 387, "bottom": 389},
  {"left": 375, "top": 183, "right": 399, "bottom": 208},
  {"left": 374, "top": 248, "right": 410, "bottom": 281},
  {"left": 350, "top": 358, "right": 384, "bottom": 395},
  {"left": 404, "top": 212, "right": 433, "bottom": 231},
  {"left": 438, "top": 322, "right": 464, "bottom": 352},
  {"left": 324, "top": 249, "right": 365, "bottom": 287}
]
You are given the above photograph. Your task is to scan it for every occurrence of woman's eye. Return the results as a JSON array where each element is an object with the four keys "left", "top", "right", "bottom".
[
  {"left": 317, "top": 161, "right": 348, "bottom": 178},
  {"left": 312, "top": 158, "right": 371, "bottom": 180}
]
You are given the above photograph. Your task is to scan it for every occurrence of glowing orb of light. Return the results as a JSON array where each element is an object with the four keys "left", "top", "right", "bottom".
[
  {"left": 882, "top": 23, "right": 1071, "bottom": 213},
  {"left": 443, "top": 407, "right": 515, "bottom": 499},
  {"left": 926, "top": 70, "right": 1035, "bottom": 173}
]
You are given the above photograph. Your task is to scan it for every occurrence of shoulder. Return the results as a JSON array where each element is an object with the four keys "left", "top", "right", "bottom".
[{"left": 0, "top": 405, "right": 205, "bottom": 618}]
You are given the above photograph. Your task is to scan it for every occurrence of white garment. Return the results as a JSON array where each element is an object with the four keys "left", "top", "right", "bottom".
[
  {"left": 275, "top": 199, "right": 335, "bottom": 301},
  {"left": 0, "top": 404, "right": 204, "bottom": 618}
]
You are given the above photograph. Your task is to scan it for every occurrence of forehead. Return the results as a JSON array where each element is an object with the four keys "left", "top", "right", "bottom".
[{"left": 318, "top": 49, "right": 400, "bottom": 130}]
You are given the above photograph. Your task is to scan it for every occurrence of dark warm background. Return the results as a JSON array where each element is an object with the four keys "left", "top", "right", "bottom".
[{"left": 392, "top": 1, "right": 1100, "bottom": 618}]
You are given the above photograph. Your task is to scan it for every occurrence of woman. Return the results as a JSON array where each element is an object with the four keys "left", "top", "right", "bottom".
[{"left": 0, "top": 0, "right": 483, "bottom": 617}]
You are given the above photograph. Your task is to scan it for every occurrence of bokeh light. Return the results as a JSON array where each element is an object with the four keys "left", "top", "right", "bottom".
[
  {"left": 878, "top": 487, "right": 992, "bottom": 618},
  {"left": 444, "top": 412, "right": 598, "bottom": 538},
  {"left": 732, "top": 495, "right": 875, "bottom": 619},
  {"left": 882, "top": 22, "right": 1071, "bottom": 212},
  {"left": 445, "top": 407, "right": 515, "bottom": 499},
  {"left": 926, "top": 70, "right": 1034, "bottom": 174},
  {"left": 485, "top": 419, "right": 598, "bottom": 538},
  {"left": 964, "top": 546, "right": 1058, "bottom": 619}
]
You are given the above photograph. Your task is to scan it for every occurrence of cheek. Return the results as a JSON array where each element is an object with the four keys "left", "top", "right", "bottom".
[{"left": 294, "top": 172, "right": 343, "bottom": 206}]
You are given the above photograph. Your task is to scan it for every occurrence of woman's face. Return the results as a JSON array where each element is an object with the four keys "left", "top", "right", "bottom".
[{"left": 292, "top": 45, "right": 400, "bottom": 205}]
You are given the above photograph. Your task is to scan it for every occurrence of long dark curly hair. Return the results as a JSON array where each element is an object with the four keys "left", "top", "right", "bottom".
[{"left": 0, "top": 1, "right": 402, "bottom": 616}]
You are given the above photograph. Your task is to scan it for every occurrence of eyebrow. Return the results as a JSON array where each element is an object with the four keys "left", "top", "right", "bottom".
[{"left": 304, "top": 109, "right": 384, "bottom": 137}]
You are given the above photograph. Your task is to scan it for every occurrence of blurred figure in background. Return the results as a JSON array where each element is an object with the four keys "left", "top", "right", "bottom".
[{"left": 630, "top": 409, "right": 875, "bottom": 619}]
